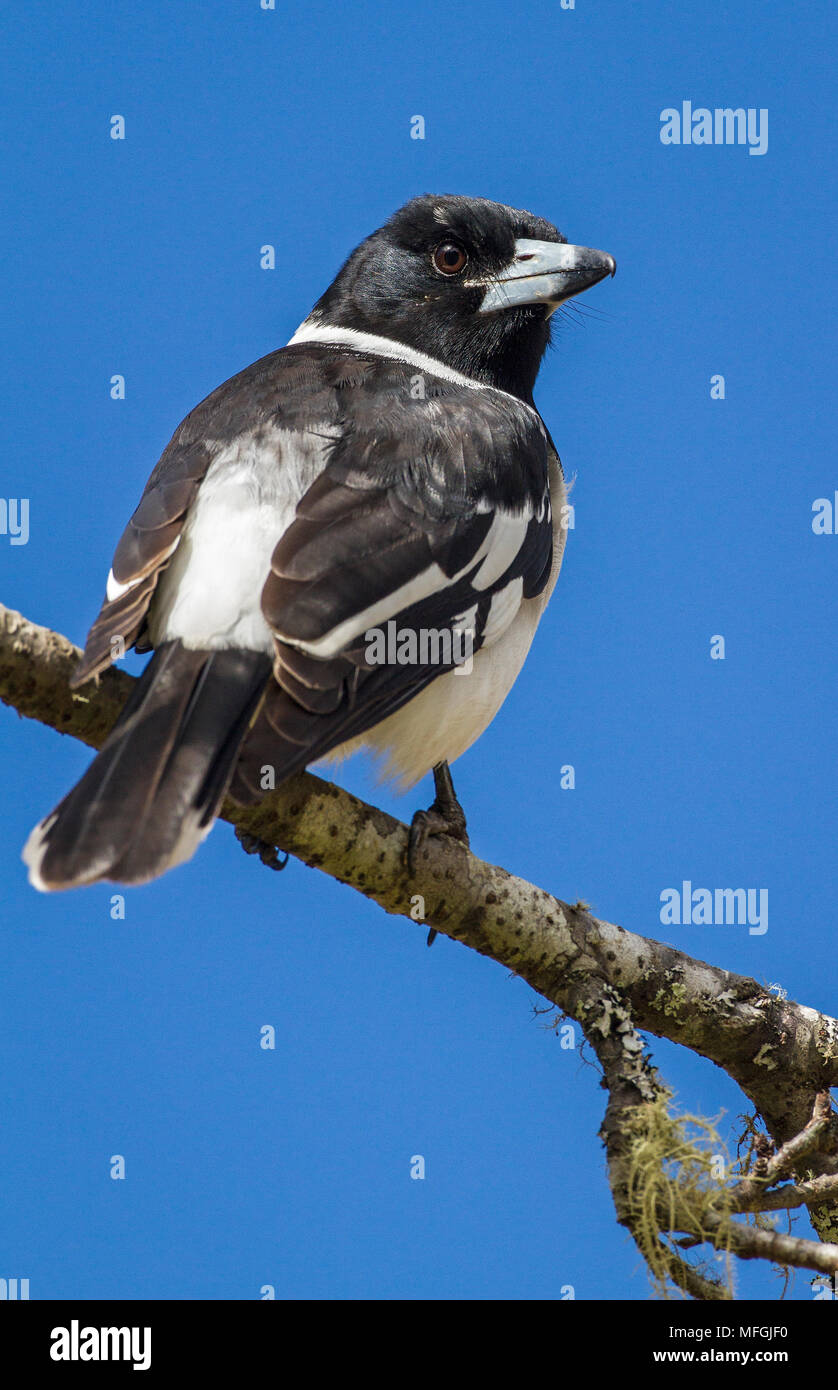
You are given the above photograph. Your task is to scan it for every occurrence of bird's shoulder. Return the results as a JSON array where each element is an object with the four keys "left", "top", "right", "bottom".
[{"left": 170, "top": 341, "right": 548, "bottom": 483}]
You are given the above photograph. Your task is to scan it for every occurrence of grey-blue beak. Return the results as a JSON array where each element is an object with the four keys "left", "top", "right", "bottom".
[{"left": 478, "top": 238, "right": 616, "bottom": 314}]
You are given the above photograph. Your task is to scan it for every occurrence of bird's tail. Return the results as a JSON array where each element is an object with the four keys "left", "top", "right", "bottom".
[{"left": 23, "top": 641, "right": 272, "bottom": 891}]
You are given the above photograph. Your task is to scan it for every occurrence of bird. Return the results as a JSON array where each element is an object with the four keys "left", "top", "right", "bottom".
[{"left": 23, "top": 193, "right": 615, "bottom": 893}]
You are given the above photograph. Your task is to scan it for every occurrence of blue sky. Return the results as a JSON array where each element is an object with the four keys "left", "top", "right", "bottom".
[{"left": 1, "top": 0, "right": 835, "bottom": 1300}]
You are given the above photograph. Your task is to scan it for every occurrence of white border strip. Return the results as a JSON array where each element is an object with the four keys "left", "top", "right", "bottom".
[{"left": 287, "top": 320, "right": 536, "bottom": 414}]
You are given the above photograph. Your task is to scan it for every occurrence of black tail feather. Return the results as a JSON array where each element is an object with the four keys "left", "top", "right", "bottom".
[{"left": 24, "top": 642, "right": 272, "bottom": 890}]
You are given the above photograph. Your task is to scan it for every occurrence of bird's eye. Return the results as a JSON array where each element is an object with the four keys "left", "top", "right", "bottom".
[{"left": 432, "top": 242, "right": 468, "bottom": 276}]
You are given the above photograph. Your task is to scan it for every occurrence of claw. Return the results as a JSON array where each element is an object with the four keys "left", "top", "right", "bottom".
[{"left": 235, "top": 826, "right": 289, "bottom": 872}]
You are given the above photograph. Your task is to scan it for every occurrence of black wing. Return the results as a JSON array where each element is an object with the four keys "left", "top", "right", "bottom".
[
  {"left": 231, "top": 361, "right": 554, "bottom": 799},
  {"left": 67, "top": 337, "right": 555, "bottom": 799}
]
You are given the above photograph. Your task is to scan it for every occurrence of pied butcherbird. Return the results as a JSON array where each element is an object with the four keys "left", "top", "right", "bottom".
[{"left": 24, "top": 194, "right": 614, "bottom": 892}]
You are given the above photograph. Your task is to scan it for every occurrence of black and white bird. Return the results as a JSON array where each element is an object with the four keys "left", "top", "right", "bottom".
[{"left": 24, "top": 194, "right": 614, "bottom": 891}]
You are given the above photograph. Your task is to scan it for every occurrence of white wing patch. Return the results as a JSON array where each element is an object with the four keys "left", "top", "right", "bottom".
[
  {"left": 472, "top": 509, "right": 531, "bottom": 589},
  {"left": 106, "top": 539, "right": 181, "bottom": 601},
  {"left": 281, "top": 560, "right": 451, "bottom": 659},
  {"left": 106, "top": 569, "right": 144, "bottom": 602},
  {"left": 482, "top": 577, "right": 524, "bottom": 646}
]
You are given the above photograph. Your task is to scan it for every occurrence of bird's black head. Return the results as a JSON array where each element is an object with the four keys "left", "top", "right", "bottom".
[{"left": 302, "top": 194, "right": 615, "bottom": 403}]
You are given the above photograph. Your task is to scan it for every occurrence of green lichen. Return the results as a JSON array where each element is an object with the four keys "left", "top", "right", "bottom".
[
  {"left": 625, "top": 1092, "right": 735, "bottom": 1299},
  {"left": 652, "top": 981, "right": 688, "bottom": 1019}
]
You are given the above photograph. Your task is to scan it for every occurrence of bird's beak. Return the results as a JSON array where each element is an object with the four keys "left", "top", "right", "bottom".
[{"left": 478, "top": 238, "right": 616, "bottom": 315}]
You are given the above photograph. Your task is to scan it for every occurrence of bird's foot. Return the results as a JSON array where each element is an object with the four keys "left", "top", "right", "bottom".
[
  {"left": 407, "top": 763, "right": 470, "bottom": 946},
  {"left": 407, "top": 763, "right": 470, "bottom": 874},
  {"left": 235, "top": 826, "right": 289, "bottom": 872}
]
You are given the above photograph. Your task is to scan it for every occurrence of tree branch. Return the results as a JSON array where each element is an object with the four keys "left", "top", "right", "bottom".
[{"left": 4, "top": 598, "right": 838, "bottom": 1292}]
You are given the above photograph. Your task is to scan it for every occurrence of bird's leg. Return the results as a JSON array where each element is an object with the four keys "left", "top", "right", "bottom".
[
  {"left": 408, "top": 762, "right": 470, "bottom": 871},
  {"left": 235, "top": 825, "right": 289, "bottom": 872},
  {"left": 408, "top": 762, "right": 470, "bottom": 945}
]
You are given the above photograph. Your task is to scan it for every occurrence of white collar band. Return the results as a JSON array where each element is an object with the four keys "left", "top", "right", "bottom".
[{"left": 287, "top": 320, "right": 535, "bottom": 414}]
